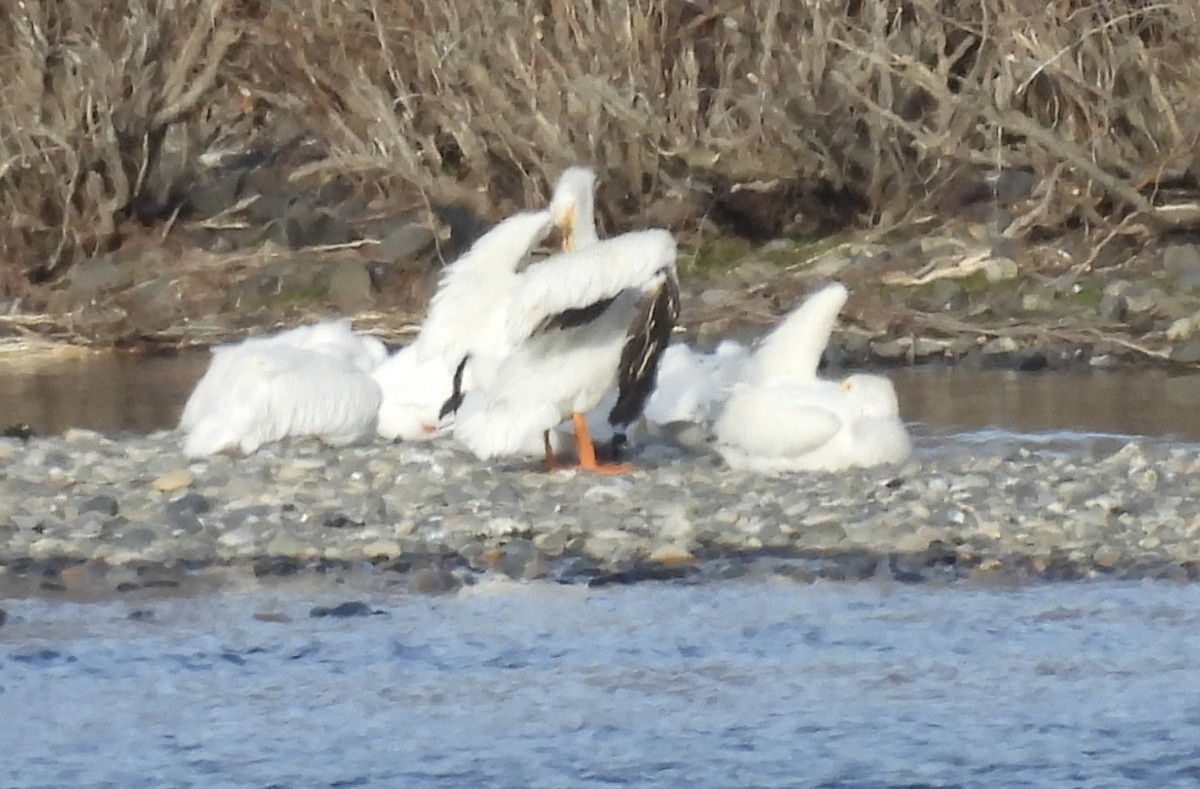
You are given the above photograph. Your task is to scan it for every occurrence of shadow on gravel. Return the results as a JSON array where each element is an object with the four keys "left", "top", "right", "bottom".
[{"left": 4, "top": 544, "right": 1198, "bottom": 602}]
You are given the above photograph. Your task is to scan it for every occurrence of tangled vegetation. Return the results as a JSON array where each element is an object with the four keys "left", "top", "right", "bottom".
[{"left": 1, "top": 0, "right": 1198, "bottom": 292}]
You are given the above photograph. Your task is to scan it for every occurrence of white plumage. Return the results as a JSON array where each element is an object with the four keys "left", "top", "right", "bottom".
[
  {"left": 371, "top": 342, "right": 456, "bottom": 441},
  {"left": 180, "top": 320, "right": 386, "bottom": 458},
  {"left": 549, "top": 165, "right": 600, "bottom": 251},
  {"left": 546, "top": 166, "right": 636, "bottom": 450},
  {"left": 453, "top": 228, "right": 678, "bottom": 466},
  {"left": 643, "top": 339, "right": 750, "bottom": 431},
  {"left": 372, "top": 209, "right": 553, "bottom": 440},
  {"left": 713, "top": 283, "right": 911, "bottom": 473},
  {"left": 414, "top": 209, "right": 554, "bottom": 392},
  {"left": 371, "top": 166, "right": 606, "bottom": 445}
]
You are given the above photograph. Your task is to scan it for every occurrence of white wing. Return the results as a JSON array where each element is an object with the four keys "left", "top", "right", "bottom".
[
  {"left": 715, "top": 381, "right": 845, "bottom": 459},
  {"left": 642, "top": 343, "right": 709, "bottom": 425},
  {"left": 292, "top": 320, "right": 388, "bottom": 373},
  {"left": 180, "top": 321, "right": 385, "bottom": 433},
  {"left": 504, "top": 228, "right": 677, "bottom": 345},
  {"left": 748, "top": 282, "right": 848, "bottom": 384},
  {"left": 453, "top": 379, "right": 565, "bottom": 460},
  {"left": 261, "top": 351, "right": 381, "bottom": 447},
  {"left": 182, "top": 345, "right": 304, "bottom": 457},
  {"left": 643, "top": 340, "right": 750, "bottom": 428},
  {"left": 182, "top": 345, "right": 380, "bottom": 457},
  {"left": 416, "top": 209, "right": 553, "bottom": 367},
  {"left": 180, "top": 344, "right": 240, "bottom": 432}
]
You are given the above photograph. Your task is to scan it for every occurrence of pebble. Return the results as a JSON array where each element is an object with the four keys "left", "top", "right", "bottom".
[
  {"left": 648, "top": 543, "right": 698, "bottom": 566},
  {"left": 984, "top": 257, "right": 1019, "bottom": 283},
  {"left": 152, "top": 469, "right": 195, "bottom": 493},
  {"left": 1172, "top": 337, "right": 1200, "bottom": 364},
  {"left": 1, "top": 430, "right": 1199, "bottom": 589},
  {"left": 309, "top": 601, "right": 376, "bottom": 618}
]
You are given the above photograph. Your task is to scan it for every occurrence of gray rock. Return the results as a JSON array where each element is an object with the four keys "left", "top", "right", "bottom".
[
  {"left": 1098, "top": 292, "right": 1128, "bottom": 322},
  {"left": 926, "top": 280, "right": 969, "bottom": 312},
  {"left": 1163, "top": 244, "right": 1200, "bottom": 292},
  {"left": 871, "top": 338, "right": 912, "bottom": 361},
  {"left": 244, "top": 189, "right": 298, "bottom": 225},
  {"left": 168, "top": 492, "right": 213, "bottom": 517},
  {"left": 495, "top": 539, "right": 539, "bottom": 580},
  {"left": 802, "top": 521, "right": 846, "bottom": 548},
  {"left": 1122, "top": 284, "right": 1164, "bottom": 331},
  {"left": 121, "top": 276, "right": 184, "bottom": 331},
  {"left": 280, "top": 205, "right": 357, "bottom": 249},
  {"left": 378, "top": 222, "right": 436, "bottom": 261},
  {"left": 984, "top": 257, "right": 1019, "bottom": 283},
  {"left": 326, "top": 260, "right": 375, "bottom": 312},
  {"left": 699, "top": 289, "right": 733, "bottom": 306},
  {"left": 185, "top": 172, "right": 243, "bottom": 219},
  {"left": 66, "top": 257, "right": 134, "bottom": 303},
  {"left": 987, "top": 169, "right": 1037, "bottom": 204},
  {"left": 117, "top": 526, "right": 159, "bottom": 550},
  {"left": 1171, "top": 337, "right": 1200, "bottom": 364},
  {"left": 310, "top": 601, "right": 374, "bottom": 618},
  {"left": 406, "top": 567, "right": 461, "bottom": 594},
  {"left": 80, "top": 494, "right": 120, "bottom": 517}
]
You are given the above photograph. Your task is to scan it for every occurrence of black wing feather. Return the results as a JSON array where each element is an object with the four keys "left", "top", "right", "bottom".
[
  {"left": 438, "top": 355, "right": 470, "bottom": 419},
  {"left": 534, "top": 295, "right": 619, "bottom": 334},
  {"left": 607, "top": 269, "right": 681, "bottom": 431}
]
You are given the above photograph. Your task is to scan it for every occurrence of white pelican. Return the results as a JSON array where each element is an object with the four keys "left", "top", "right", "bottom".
[
  {"left": 371, "top": 342, "right": 457, "bottom": 441},
  {"left": 713, "top": 283, "right": 911, "bottom": 473},
  {"left": 413, "top": 209, "right": 554, "bottom": 392},
  {"left": 452, "top": 228, "right": 680, "bottom": 473},
  {"left": 180, "top": 320, "right": 386, "bottom": 457},
  {"left": 372, "top": 209, "right": 554, "bottom": 440},
  {"left": 643, "top": 339, "right": 750, "bottom": 432},
  {"left": 549, "top": 165, "right": 600, "bottom": 251},
  {"left": 545, "top": 165, "right": 665, "bottom": 456}
]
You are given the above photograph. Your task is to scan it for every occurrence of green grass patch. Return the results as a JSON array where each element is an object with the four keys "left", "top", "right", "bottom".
[{"left": 265, "top": 285, "right": 329, "bottom": 307}]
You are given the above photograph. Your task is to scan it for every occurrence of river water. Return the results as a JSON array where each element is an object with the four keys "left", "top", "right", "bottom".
[
  {"left": 3, "top": 349, "right": 1200, "bottom": 442},
  {"left": 4, "top": 352, "right": 1200, "bottom": 786},
  {"left": 4, "top": 578, "right": 1200, "bottom": 787}
]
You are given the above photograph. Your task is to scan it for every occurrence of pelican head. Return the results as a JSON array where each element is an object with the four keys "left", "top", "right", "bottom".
[
  {"left": 841, "top": 373, "right": 902, "bottom": 418},
  {"left": 549, "top": 166, "right": 598, "bottom": 252}
]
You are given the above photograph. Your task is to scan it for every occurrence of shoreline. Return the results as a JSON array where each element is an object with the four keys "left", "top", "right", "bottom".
[
  {"left": 3, "top": 427, "right": 1199, "bottom": 598},
  {"left": 5, "top": 221, "right": 1200, "bottom": 375}
]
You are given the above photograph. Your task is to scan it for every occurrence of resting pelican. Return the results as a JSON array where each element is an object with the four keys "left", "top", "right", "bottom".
[
  {"left": 371, "top": 342, "right": 457, "bottom": 441},
  {"left": 180, "top": 320, "right": 386, "bottom": 457},
  {"left": 713, "top": 283, "right": 911, "bottom": 473},
  {"left": 453, "top": 228, "right": 680, "bottom": 473},
  {"left": 643, "top": 339, "right": 750, "bottom": 432},
  {"left": 372, "top": 209, "right": 553, "bottom": 440}
]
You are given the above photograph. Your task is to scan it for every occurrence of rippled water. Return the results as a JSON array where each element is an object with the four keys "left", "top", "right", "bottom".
[
  {"left": 5, "top": 353, "right": 1200, "bottom": 786},
  {"left": 4, "top": 579, "right": 1200, "bottom": 787}
]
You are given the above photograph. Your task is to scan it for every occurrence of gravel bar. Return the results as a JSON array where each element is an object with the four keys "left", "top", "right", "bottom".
[{"left": 2, "top": 430, "right": 1199, "bottom": 594}]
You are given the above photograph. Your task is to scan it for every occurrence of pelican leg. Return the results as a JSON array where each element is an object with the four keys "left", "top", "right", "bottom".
[
  {"left": 571, "top": 412, "right": 633, "bottom": 475},
  {"left": 543, "top": 431, "right": 558, "bottom": 472}
]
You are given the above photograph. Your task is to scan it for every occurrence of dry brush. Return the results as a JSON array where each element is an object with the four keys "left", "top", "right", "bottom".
[{"left": 1, "top": 0, "right": 1198, "bottom": 291}]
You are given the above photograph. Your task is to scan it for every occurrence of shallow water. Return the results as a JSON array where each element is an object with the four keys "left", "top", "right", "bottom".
[
  {"left": 0, "top": 351, "right": 208, "bottom": 436},
  {"left": 2, "top": 350, "right": 1200, "bottom": 443},
  {"left": 4, "top": 353, "right": 1200, "bottom": 785},
  {"left": 4, "top": 578, "right": 1200, "bottom": 787}
]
